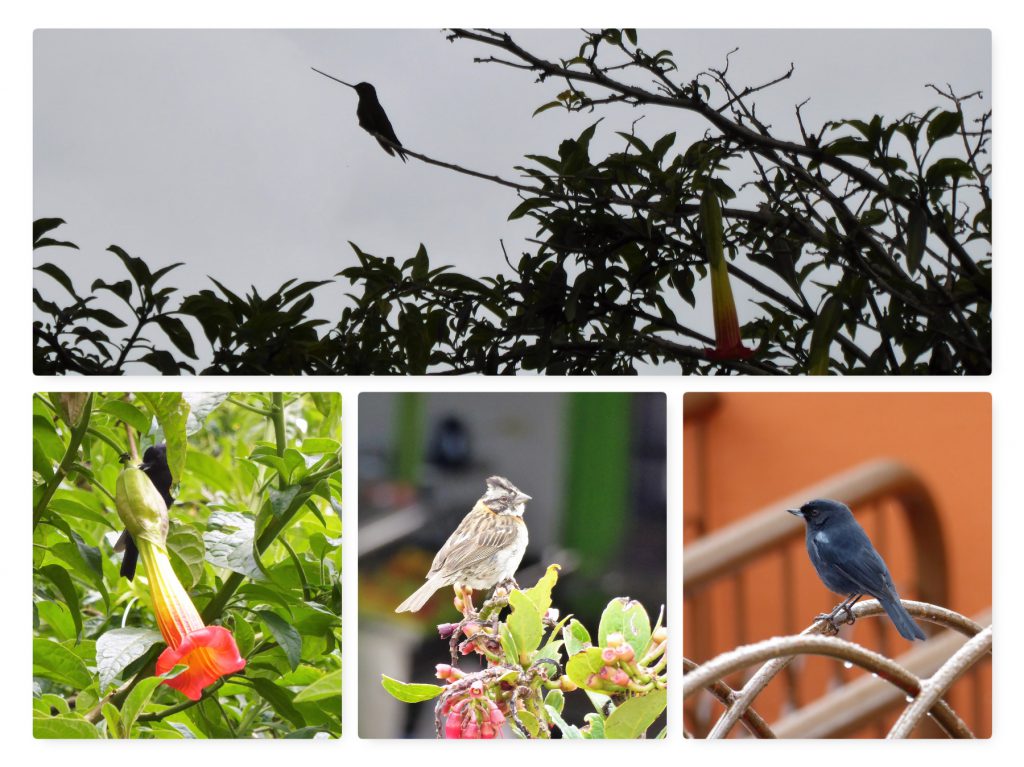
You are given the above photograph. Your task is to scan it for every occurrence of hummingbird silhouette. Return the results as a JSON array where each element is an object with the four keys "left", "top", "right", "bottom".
[
  {"left": 115, "top": 444, "right": 174, "bottom": 581},
  {"left": 312, "top": 67, "right": 408, "bottom": 161}
]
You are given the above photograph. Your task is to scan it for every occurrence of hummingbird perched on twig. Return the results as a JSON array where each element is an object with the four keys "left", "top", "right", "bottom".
[{"left": 312, "top": 67, "right": 408, "bottom": 161}]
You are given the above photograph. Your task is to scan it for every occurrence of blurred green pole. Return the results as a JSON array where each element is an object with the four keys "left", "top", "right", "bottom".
[
  {"left": 394, "top": 393, "right": 424, "bottom": 484},
  {"left": 562, "top": 393, "right": 631, "bottom": 574}
]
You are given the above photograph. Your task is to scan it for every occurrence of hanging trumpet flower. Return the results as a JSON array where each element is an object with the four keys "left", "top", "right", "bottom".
[
  {"left": 700, "top": 186, "right": 754, "bottom": 361},
  {"left": 115, "top": 463, "right": 246, "bottom": 701}
]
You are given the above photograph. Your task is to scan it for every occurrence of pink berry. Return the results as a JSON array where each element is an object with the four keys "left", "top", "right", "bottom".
[
  {"left": 616, "top": 645, "right": 635, "bottom": 662},
  {"left": 601, "top": 647, "right": 618, "bottom": 664}
]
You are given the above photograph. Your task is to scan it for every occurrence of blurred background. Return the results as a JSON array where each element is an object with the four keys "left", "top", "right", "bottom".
[
  {"left": 683, "top": 393, "right": 991, "bottom": 738},
  {"left": 358, "top": 392, "right": 666, "bottom": 738}
]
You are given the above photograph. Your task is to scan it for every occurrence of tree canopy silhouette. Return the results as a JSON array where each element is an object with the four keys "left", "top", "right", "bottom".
[{"left": 34, "top": 29, "right": 991, "bottom": 375}]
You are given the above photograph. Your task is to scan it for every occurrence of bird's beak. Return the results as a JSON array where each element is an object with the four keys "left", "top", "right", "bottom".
[
  {"left": 787, "top": 507, "right": 804, "bottom": 517},
  {"left": 517, "top": 493, "right": 532, "bottom": 504},
  {"left": 311, "top": 67, "right": 356, "bottom": 89}
]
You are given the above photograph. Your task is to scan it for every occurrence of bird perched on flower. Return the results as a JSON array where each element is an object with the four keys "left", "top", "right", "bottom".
[
  {"left": 788, "top": 499, "right": 926, "bottom": 641},
  {"left": 115, "top": 444, "right": 173, "bottom": 581},
  {"left": 395, "top": 476, "right": 531, "bottom": 613}
]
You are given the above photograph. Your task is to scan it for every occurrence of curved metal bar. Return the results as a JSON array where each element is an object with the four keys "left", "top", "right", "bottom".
[
  {"left": 888, "top": 626, "right": 993, "bottom": 738},
  {"left": 702, "top": 597, "right": 984, "bottom": 738},
  {"left": 685, "top": 633, "right": 973, "bottom": 738},
  {"left": 682, "top": 657, "right": 776, "bottom": 739}
]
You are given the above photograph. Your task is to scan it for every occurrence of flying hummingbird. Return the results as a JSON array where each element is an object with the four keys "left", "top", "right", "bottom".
[{"left": 312, "top": 67, "right": 408, "bottom": 161}]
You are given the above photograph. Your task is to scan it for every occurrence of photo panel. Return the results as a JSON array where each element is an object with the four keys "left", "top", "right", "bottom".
[
  {"left": 358, "top": 391, "right": 667, "bottom": 738},
  {"left": 32, "top": 28, "right": 990, "bottom": 376},
  {"left": 32, "top": 392, "right": 342, "bottom": 738},
  {"left": 682, "top": 392, "right": 991, "bottom": 738}
]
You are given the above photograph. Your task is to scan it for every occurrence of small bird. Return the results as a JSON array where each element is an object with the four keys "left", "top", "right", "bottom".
[
  {"left": 395, "top": 476, "right": 531, "bottom": 613},
  {"left": 311, "top": 67, "right": 408, "bottom": 161},
  {"left": 115, "top": 444, "right": 174, "bottom": 580},
  {"left": 788, "top": 499, "right": 926, "bottom": 641}
]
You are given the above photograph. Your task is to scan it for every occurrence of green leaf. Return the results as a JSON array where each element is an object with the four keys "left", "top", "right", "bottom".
[
  {"left": 203, "top": 511, "right": 264, "bottom": 580},
  {"left": 248, "top": 677, "right": 306, "bottom": 728},
  {"left": 95, "top": 628, "right": 163, "bottom": 691},
  {"left": 507, "top": 589, "right": 544, "bottom": 660},
  {"left": 292, "top": 669, "right": 342, "bottom": 702},
  {"left": 299, "top": 437, "right": 340, "bottom": 455},
  {"left": 563, "top": 618, "right": 592, "bottom": 656},
  {"left": 546, "top": 704, "right": 583, "bottom": 738},
  {"left": 905, "top": 204, "right": 928, "bottom": 274},
  {"left": 38, "top": 564, "right": 82, "bottom": 640},
  {"left": 136, "top": 393, "right": 190, "bottom": 486},
  {"left": 927, "top": 109, "right": 962, "bottom": 144},
  {"left": 33, "top": 715, "right": 101, "bottom": 739},
  {"left": 120, "top": 675, "right": 166, "bottom": 737},
  {"left": 33, "top": 638, "right": 92, "bottom": 689},
  {"left": 99, "top": 400, "right": 152, "bottom": 435},
  {"left": 808, "top": 295, "right": 843, "bottom": 375},
  {"left": 523, "top": 563, "right": 560, "bottom": 615},
  {"left": 182, "top": 392, "right": 229, "bottom": 435},
  {"left": 380, "top": 675, "right": 443, "bottom": 703},
  {"left": 565, "top": 646, "right": 605, "bottom": 691},
  {"left": 604, "top": 688, "right": 667, "bottom": 739},
  {"left": 167, "top": 522, "right": 205, "bottom": 588},
  {"left": 258, "top": 610, "right": 303, "bottom": 671},
  {"left": 598, "top": 597, "right": 651, "bottom": 661},
  {"left": 102, "top": 702, "right": 122, "bottom": 738}
]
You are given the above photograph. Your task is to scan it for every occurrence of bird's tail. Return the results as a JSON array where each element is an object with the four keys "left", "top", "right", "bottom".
[
  {"left": 115, "top": 530, "right": 139, "bottom": 581},
  {"left": 880, "top": 595, "right": 926, "bottom": 641},
  {"left": 395, "top": 577, "right": 445, "bottom": 613}
]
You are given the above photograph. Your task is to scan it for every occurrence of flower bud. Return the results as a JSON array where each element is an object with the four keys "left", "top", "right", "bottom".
[
  {"left": 601, "top": 647, "right": 618, "bottom": 664},
  {"left": 651, "top": 627, "right": 668, "bottom": 644},
  {"left": 445, "top": 711, "right": 463, "bottom": 739},
  {"left": 489, "top": 705, "right": 505, "bottom": 725},
  {"left": 615, "top": 644, "right": 635, "bottom": 663},
  {"left": 480, "top": 722, "right": 498, "bottom": 739},
  {"left": 437, "top": 622, "right": 458, "bottom": 640},
  {"left": 436, "top": 663, "right": 453, "bottom": 680},
  {"left": 606, "top": 632, "right": 625, "bottom": 648},
  {"left": 559, "top": 675, "right": 578, "bottom": 692},
  {"left": 462, "top": 720, "right": 480, "bottom": 739}
]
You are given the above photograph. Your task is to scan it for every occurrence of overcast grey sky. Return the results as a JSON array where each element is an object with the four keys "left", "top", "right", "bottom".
[{"left": 33, "top": 29, "right": 990, "bottom": 368}]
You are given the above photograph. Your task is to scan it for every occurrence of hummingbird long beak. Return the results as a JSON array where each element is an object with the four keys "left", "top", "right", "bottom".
[{"left": 311, "top": 67, "right": 356, "bottom": 89}]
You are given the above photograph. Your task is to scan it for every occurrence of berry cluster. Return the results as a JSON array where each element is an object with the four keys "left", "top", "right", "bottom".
[
  {"left": 586, "top": 627, "right": 668, "bottom": 694},
  {"left": 437, "top": 668, "right": 507, "bottom": 739}
]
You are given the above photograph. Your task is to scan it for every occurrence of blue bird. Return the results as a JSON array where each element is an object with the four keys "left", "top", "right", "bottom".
[{"left": 788, "top": 499, "right": 926, "bottom": 641}]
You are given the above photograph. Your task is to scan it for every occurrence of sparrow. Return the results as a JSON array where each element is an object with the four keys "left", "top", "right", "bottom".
[
  {"left": 115, "top": 444, "right": 174, "bottom": 580},
  {"left": 395, "top": 476, "right": 531, "bottom": 613},
  {"left": 788, "top": 499, "right": 926, "bottom": 641}
]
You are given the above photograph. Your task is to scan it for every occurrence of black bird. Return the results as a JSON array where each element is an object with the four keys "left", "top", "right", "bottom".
[
  {"left": 788, "top": 499, "right": 926, "bottom": 641},
  {"left": 116, "top": 444, "right": 174, "bottom": 580},
  {"left": 312, "top": 67, "right": 408, "bottom": 161}
]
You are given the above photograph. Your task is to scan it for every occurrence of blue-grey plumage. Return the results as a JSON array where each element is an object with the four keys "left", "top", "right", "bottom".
[{"left": 788, "top": 498, "right": 926, "bottom": 641}]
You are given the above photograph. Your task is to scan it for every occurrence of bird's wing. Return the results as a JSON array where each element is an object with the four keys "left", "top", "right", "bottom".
[
  {"left": 426, "top": 512, "right": 521, "bottom": 580},
  {"left": 815, "top": 533, "right": 896, "bottom": 597}
]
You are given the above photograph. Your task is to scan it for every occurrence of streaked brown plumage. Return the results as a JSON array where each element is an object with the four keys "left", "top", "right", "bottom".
[{"left": 395, "top": 476, "right": 531, "bottom": 613}]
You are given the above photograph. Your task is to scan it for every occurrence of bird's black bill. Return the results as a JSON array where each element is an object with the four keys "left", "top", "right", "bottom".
[
  {"left": 787, "top": 507, "right": 804, "bottom": 517},
  {"left": 311, "top": 67, "right": 355, "bottom": 89}
]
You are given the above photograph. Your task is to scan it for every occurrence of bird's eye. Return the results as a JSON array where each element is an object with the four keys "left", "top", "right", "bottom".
[{"left": 806, "top": 508, "right": 817, "bottom": 517}]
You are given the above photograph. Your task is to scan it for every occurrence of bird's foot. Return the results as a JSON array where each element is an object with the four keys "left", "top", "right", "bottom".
[{"left": 813, "top": 612, "right": 842, "bottom": 635}]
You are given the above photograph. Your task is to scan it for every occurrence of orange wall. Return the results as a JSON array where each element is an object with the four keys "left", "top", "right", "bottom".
[{"left": 684, "top": 392, "right": 991, "bottom": 615}]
